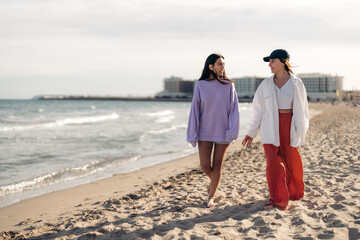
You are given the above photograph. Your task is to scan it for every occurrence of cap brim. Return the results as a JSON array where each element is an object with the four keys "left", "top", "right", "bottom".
[{"left": 263, "top": 56, "right": 271, "bottom": 62}]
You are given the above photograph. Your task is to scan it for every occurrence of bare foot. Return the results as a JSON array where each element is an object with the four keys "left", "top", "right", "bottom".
[
  {"left": 264, "top": 202, "right": 274, "bottom": 210},
  {"left": 264, "top": 204, "right": 274, "bottom": 210},
  {"left": 207, "top": 198, "right": 215, "bottom": 208},
  {"left": 264, "top": 202, "right": 286, "bottom": 210}
]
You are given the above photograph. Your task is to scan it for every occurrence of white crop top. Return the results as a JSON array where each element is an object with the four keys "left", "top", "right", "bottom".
[{"left": 274, "top": 80, "right": 294, "bottom": 109}]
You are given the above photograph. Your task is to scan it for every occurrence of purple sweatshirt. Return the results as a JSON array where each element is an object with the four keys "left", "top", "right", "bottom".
[{"left": 186, "top": 79, "right": 240, "bottom": 147}]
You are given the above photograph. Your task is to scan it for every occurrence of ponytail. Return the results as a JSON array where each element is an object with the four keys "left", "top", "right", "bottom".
[{"left": 281, "top": 59, "right": 294, "bottom": 74}]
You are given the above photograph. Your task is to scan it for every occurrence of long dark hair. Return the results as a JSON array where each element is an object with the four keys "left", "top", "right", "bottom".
[{"left": 199, "top": 53, "right": 233, "bottom": 84}]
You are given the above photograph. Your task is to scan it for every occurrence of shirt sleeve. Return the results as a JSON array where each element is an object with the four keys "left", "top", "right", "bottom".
[
  {"left": 186, "top": 83, "right": 201, "bottom": 147},
  {"left": 226, "top": 84, "right": 240, "bottom": 143},
  {"left": 292, "top": 79, "right": 309, "bottom": 147},
  {"left": 301, "top": 81, "right": 309, "bottom": 133},
  {"left": 246, "top": 85, "right": 263, "bottom": 138}
]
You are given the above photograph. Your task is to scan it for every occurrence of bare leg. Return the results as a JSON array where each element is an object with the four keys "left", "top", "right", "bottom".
[
  {"left": 198, "top": 141, "right": 214, "bottom": 179},
  {"left": 198, "top": 141, "right": 214, "bottom": 204},
  {"left": 208, "top": 143, "right": 229, "bottom": 207}
]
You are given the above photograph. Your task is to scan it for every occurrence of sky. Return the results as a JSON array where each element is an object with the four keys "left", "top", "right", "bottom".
[{"left": 1, "top": 0, "right": 359, "bottom": 99}]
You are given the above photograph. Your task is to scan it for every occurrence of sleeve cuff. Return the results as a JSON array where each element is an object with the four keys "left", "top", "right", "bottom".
[
  {"left": 226, "top": 133, "right": 237, "bottom": 143},
  {"left": 187, "top": 138, "right": 198, "bottom": 147},
  {"left": 246, "top": 129, "right": 258, "bottom": 139},
  {"left": 189, "top": 140, "right": 197, "bottom": 147}
]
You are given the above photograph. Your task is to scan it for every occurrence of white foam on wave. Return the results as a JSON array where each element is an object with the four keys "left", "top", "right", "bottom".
[
  {"left": 139, "top": 124, "right": 186, "bottom": 142},
  {"left": 0, "top": 160, "right": 105, "bottom": 196},
  {"left": 143, "top": 110, "right": 175, "bottom": 117},
  {"left": 0, "top": 113, "right": 119, "bottom": 132},
  {"left": 142, "top": 110, "right": 176, "bottom": 123},
  {"left": 0, "top": 155, "right": 141, "bottom": 197},
  {"left": 155, "top": 115, "right": 175, "bottom": 123},
  {"left": 0, "top": 171, "right": 61, "bottom": 196}
]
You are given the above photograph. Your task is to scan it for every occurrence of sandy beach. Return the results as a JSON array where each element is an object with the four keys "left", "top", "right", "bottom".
[{"left": 1, "top": 103, "right": 359, "bottom": 239}]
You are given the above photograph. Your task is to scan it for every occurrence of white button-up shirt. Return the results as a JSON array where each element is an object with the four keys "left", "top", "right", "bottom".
[{"left": 246, "top": 73, "right": 309, "bottom": 147}]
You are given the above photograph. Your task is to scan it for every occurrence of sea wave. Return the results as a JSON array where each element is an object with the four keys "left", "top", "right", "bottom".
[
  {"left": 0, "top": 113, "right": 119, "bottom": 132},
  {"left": 155, "top": 115, "right": 175, "bottom": 123},
  {"left": 139, "top": 124, "right": 186, "bottom": 142},
  {"left": 143, "top": 110, "right": 175, "bottom": 117},
  {"left": 0, "top": 155, "right": 141, "bottom": 197},
  {"left": 142, "top": 110, "right": 176, "bottom": 123}
]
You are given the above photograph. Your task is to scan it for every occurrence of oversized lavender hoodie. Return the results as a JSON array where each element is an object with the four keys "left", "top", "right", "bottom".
[{"left": 186, "top": 79, "right": 240, "bottom": 147}]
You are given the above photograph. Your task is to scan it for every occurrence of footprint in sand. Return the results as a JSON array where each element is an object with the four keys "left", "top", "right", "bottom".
[
  {"left": 317, "top": 230, "right": 335, "bottom": 239},
  {"left": 332, "top": 194, "right": 346, "bottom": 202},
  {"left": 330, "top": 203, "right": 345, "bottom": 210},
  {"left": 291, "top": 216, "right": 305, "bottom": 226}
]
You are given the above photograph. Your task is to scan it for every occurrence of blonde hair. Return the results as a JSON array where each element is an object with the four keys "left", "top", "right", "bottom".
[{"left": 282, "top": 59, "right": 294, "bottom": 74}]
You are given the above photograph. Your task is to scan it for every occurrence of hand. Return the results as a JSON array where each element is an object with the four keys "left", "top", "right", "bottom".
[{"left": 242, "top": 135, "right": 253, "bottom": 147}]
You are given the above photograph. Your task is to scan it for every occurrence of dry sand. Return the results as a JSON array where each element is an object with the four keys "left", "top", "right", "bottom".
[{"left": 0, "top": 103, "right": 359, "bottom": 239}]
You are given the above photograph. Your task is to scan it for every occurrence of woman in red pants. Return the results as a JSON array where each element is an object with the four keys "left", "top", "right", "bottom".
[{"left": 242, "top": 49, "right": 309, "bottom": 210}]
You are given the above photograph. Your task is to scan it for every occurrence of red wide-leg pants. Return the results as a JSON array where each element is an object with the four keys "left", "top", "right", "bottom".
[{"left": 263, "top": 112, "right": 304, "bottom": 210}]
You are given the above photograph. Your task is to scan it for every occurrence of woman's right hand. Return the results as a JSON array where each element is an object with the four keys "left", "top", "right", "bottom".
[{"left": 242, "top": 135, "right": 253, "bottom": 147}]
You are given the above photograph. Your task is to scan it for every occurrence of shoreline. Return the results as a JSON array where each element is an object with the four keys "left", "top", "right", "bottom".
[
  {"left": 0, "top": 151, "right": 200, "bottom": 231},
  {"left": 0, "top": 149, "right": 198, "bottom": 209},
  {"left": 0, "top": 138, "right": 253, "bottom": 232},
  {"left": 0, "top": 103, "right": 325, "bottom": 234}
]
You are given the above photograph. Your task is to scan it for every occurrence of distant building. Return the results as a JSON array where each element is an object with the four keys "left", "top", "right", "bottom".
[
  {"left": 298, "top": 73, "right": 343, "bottom": 101},
  {"left": 156, "top": 76, "right": 195, "bottom": 99},
  {"left": 234, "top": 73, "right": 344, "bottom": 101},
  {"left": 342, "top": 90, "right": 360, "bottom": 103},
  {"left": 232, "top": 76, "right": 265, "bottom": 99},
  {"left": 157, "top": 73, "right": 344, "bottom": 102}
]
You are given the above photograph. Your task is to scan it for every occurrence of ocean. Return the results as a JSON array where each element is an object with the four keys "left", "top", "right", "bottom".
[{"left": 0, "top": 99, "right": 252, "bottom": 207}]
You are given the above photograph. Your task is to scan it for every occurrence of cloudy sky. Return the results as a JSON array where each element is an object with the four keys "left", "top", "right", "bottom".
[{"left": 1, "top": 0, "right": 359, "bottom": 99}]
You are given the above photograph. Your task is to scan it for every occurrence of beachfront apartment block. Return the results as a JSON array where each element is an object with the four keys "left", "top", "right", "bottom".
[
  {"left": 298, "top": 73, "right": 343, "bottom": 101},
  {"left": 156, "top": 73, "right": 344, "bottom": 102},
  {"left": 232, "top": 76, "right": 265, "bottom": 99},
  {"left": 156, "top": 76, "right": 266, "bottom": 100},
  {"left": 156, "top": 76, "right": 195, "bottom": 99},
  {"left": 233, "top": 73, "right": 343, "bottom": 101}
]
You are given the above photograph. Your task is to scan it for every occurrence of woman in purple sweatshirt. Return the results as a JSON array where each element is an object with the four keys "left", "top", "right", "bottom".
[{"left": 187, "top": 53, "right": 240, "bottom": 207}]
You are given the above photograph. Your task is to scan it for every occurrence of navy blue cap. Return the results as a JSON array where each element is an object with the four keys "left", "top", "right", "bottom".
[{"left": 263, "top": 49, "right": 290, "bottom": 62}]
